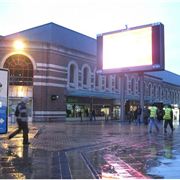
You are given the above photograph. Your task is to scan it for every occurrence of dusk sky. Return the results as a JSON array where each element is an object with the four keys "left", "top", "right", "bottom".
[{"left": 0, "top": 0, "right": 179, "bottom": 75}]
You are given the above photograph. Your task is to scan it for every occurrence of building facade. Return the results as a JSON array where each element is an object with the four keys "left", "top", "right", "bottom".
[{"left": 0, "top": 23, "right": 179, "bottom": 122}]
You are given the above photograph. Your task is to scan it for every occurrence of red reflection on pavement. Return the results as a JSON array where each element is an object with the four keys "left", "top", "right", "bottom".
[{"left": 101, "top": 154, "right": 149, "bottom": 179}]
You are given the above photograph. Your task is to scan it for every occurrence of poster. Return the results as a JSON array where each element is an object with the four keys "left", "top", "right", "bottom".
[{"left": 0, "top": 68, "right": 9, "bottom": 134}]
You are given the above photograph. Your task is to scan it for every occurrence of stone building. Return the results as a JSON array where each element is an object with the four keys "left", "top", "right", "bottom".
[{"left": 0, "top": 22, "right": 179, "bottom": 121}]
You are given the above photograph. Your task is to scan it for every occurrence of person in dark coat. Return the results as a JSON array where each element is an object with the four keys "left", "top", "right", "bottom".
[
  {"left": 90, "top": 110, "right": 96, "bottom": 121},
  {"left": 163, "top": 104, "right": 174, "bottom": 133},
  {"left": 135, "top": 105, "right": 142, "bottom": 125},
  {"left": 8, "top": 97, "right": 30, "bottom": 145},
  {"left": 143, "top": 106, "right": 150, "bottom": 125}
]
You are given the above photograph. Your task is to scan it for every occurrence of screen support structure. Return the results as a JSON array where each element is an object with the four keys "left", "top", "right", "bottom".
[
  {"left": 120, "top": 72, "right": 144, "bottom": 122},
  {"left": 139, "top": 72, "right": 144, "bottom": 123},
  {"left": 120, "top": 73, "right": 125, "bottom": 121}
]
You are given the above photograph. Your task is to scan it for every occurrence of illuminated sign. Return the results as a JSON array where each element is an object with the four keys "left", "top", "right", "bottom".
[
  {"left": 97, "top": 23, "right": 164, "bottom": 74},
  {"left": 0, "top": 69, "right": 9, "bottom": 134}
]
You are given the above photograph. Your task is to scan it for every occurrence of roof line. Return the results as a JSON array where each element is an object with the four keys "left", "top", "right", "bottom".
[{"left": 5, "top": 22, "right": 96, "bottom": 40}]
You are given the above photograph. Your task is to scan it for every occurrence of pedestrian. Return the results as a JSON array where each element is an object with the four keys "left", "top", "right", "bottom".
[
  {"left": 135, "top": 105, "right": 142, "bottom": 125},
  {"left": 163, "top": 104, "right": 174, "bottom": 133},
  {"left": 8, "top": 97, "right": 30, "bottom": 145},
  {"left": 148, "top": 103, "right": 159, "bottom": 133},
  {"left": 91, "top": 110, "right": 96, "bottom": 121},
  {"left": 128, "top": 108, "right": 134, "bottom": 123},
  {"left": 79, "top": 110, "right": 82, "bottom": 122},
  {"left": 143, "top": 106, "right": 150, "bottom": 125},
  {"left": 157, "top": 107, "right": 164, "bottom": 122}
]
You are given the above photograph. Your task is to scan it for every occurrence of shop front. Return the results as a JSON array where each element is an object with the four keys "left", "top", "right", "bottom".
[{"left": 66, "top": 96, "right": 116, "bottom": 121}]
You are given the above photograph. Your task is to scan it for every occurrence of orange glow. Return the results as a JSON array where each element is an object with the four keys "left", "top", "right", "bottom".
[
  {"left": 13, "top": 40, "right": 25, "bottom": 51},
  {"left": 9, "top": 85, "right": 32, "bottom": 97},
  {"left": 103, "top": 27, "right": 152, "bottom": 69}
]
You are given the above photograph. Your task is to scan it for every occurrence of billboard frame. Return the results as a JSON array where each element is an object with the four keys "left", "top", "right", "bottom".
[{"left": 97, "top": 22, "right": 165, "bottom": 74}]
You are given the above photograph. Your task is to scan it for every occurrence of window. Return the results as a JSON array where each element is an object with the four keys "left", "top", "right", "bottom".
[
  {"left": 70, "top": 64, "right": 75, "bottom": 83},
  {"left": 158, "top": 86, "right": 161, "bottom": 99},
  {"left": 148, "top": 83, "right": 152, "bottom": 96},
  {"left": 153, "top": 86, "right": 156, "bottom": 97},
  {"left": 68, "top": 62, "right": 78, "bottom": 88},
  {"left": 138, "top": 80, "right": 141, "bottom": 93},
  {"left": 131, "top": 78, "right": 135, "bottom": 93},
  {"left": 106, "top": 75, "right": 109, "bottom": 88},
  {"left": 95, "top": 73, "right": 99, "bottom": 87},
  {"left": 115, "top": 75, "right": 119, "bottom": 89},
  {"left": 83, "top": 67, "right": 88, "bottom": 85},
  {"left": 3, "top": 54, "right": 33, "bottom": 86}
]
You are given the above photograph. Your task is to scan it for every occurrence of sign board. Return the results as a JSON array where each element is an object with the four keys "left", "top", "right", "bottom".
[
  {"left": 97, "top": 22, "right": 164, "bottom": 74},
  {"left": 0, "top": 68, "right": 9, "bottom": 134}
]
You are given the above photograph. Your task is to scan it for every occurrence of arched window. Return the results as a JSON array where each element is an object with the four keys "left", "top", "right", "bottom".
[
  {"left": 83, "top": 67, "right": 89, "bottom": 85},
  {"left": 106, "top": 75, "right": 109, "bottom": 88},
  {"left": 158, "top": 86, "right": 161, "bottom": 99},
  {"left": 3, "top": 54, "right": 33, "bottom": 86},
  {"left": 68, "top": 62, "right": 78, "bottom": 88},
  {"left": 165, "top": 89, "right": 168, "bottom": 100},
  {"left": 148, "top": 83, "right": 152, "bottom": 96},
  {"left": 69, "top": 64, "right": 75, "bottom": 83},
  {"left": 95, "top": 73, "right": 99, "bottom": 87},
  {"left": 115, "top": 75, "right": 119, "bottom": 89},
  {"left": 162, "top": 89, "right": 164, "bottom": 98},
  {"left": 138, "top": 80, "right": 141, "bottom": 93},
  {"left": 153, "top": 85, "right": 156, "bottom": 97},
  {"left": 131, "top": 78, "right": 135, "bottom": 93},
  {"left": 172, "top": 92, "right": 174, "bottom": 103}
]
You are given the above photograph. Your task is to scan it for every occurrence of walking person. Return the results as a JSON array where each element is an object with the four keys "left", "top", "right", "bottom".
[
  {"left": 128, "top": 108, "right": 134, "bottom": 124},
  {"left": 91, "top": 109, "right": 96, "bottom": 121},
  {"left": 90, "top": 109, "right": 96, "bottom": 121},
  {"left": 79, "top": 110, "right": 83, "bottom": 122},
  {"left": 8, "top": 97, "right": 30, "bottom": 145},
  {"left": 143, "top": 106, "right": 150, "bottom": 125},
  {"left": 157, "top": 106, "right": 164, "bottom": 127},
  {"left": 148, "top": 103, "right": 159, "bottom": 133},
  {"left": 135, "top": 105, "right": 142, "bottom": 125},
  {"left": 163, "top": 104, "right": 174, "bottom": 133}
]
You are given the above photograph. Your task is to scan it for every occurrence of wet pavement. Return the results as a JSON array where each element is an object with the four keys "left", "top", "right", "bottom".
[{"left": 0, "top": 120, "right": 180, "bottom": 179}]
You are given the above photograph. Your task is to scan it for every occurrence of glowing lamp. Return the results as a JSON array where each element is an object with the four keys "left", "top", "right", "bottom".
[{"left": 13, "top": 40, "right": 25, "bottom": 51}]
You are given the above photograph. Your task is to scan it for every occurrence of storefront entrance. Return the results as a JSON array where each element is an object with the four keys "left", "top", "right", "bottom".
[
  {"left": 66, "top": 96, "right": 116, "bottom": 121},
  {"left": 3, "top": 54, "right": 34, "bottom": 122}
]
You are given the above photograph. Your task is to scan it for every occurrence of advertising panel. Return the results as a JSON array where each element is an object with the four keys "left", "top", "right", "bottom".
[
  {"left": 97, "top": 22, "right": 164, "bottom": 74},
  {"left": 0, "top": 68, "right": 9, "bottom": 134}
]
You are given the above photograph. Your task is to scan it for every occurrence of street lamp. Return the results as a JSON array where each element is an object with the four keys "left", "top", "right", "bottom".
[{"left": 13, "top": 40, "right": 25, "bottom": 51}]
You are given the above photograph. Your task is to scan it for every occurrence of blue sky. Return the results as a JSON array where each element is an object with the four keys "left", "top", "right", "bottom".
[{"left": 0, "top": 0, "right": 179, "bottom": 75}]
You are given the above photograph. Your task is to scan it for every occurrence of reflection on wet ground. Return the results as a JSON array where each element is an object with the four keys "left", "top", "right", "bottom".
[{"left": 0, "top": 121, "right": 180, "bottom": 179}]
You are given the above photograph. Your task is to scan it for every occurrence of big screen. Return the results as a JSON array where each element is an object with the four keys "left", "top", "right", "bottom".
[{"left": 97, "top": 23, "right": 164, "bottom": 74}]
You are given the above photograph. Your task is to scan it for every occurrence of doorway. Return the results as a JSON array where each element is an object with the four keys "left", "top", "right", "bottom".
[{"left": 3, "top": 54, "right": 34, "bottom": 122}]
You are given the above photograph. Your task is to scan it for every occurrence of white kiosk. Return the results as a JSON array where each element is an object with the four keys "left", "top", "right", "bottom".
[{"left": 0, "top": 68, "right": 9, "bottom": 134}]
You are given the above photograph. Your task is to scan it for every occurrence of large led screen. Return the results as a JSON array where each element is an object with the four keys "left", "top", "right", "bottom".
[
  {"left": 0, "top": 69, "right": 9, "bottom": 134},
  {"left": 97, "top": 23, "right": 164, "bottom": 74}
]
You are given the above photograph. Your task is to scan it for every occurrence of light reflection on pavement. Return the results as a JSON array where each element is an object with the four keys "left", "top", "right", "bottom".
[{"left": 0, "top": 121, "right": 180, "bottom": 179}]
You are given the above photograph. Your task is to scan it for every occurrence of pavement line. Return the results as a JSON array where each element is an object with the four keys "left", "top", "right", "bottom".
[
  {"left": 59, "top": 151, "right": 72, "bottom": 179},
  {"left": 81, "top": 152, "right": 100, "bottom": 179}
]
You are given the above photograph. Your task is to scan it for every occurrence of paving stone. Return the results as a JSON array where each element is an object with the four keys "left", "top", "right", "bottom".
[{"left": 1, "top": 121, "right": 180, "bottom": 178}]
